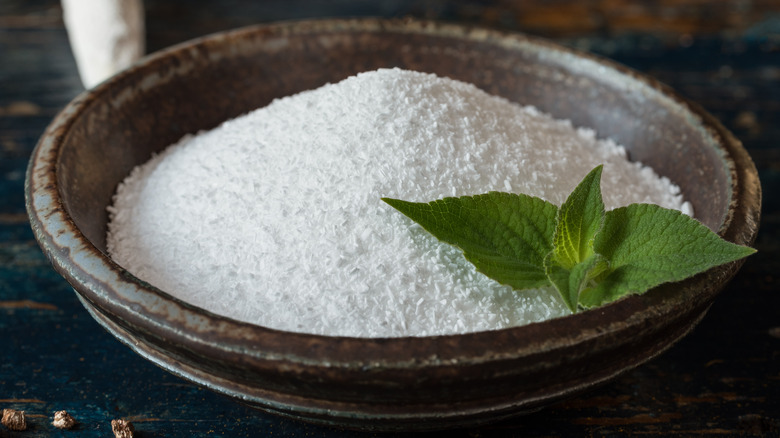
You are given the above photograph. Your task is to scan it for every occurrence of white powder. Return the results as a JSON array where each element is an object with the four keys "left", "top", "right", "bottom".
[{"left": 107, "top": 68, "right": 691, "bottom": 338}]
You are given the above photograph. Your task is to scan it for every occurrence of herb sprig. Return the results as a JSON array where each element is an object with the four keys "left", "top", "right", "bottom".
[{"left": 382, "top": 165, "right": 755, "bottom": 313}]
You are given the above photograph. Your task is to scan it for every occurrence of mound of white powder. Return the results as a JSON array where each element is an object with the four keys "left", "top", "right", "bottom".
[{"left": 107, "top": 68, "right": 691, "bottom": 337}]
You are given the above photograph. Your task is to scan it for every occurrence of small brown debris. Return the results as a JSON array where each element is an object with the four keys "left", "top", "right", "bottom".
[
  {"left": 1, "top": 408, "right": 27, "bottom": 431},
  {"left": 53, "top": 410, "right": 77, "bottom": 429},
  {"left": 111, "top": 418, "right": 135, "bottom": 438}
]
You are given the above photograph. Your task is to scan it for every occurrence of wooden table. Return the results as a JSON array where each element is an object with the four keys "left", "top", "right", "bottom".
[{"left": 2, "top": 1, "right": 778, "bottom": 436}]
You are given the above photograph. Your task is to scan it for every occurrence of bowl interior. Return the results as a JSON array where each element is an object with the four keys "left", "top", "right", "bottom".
[{"left": 59, "top": 21, "right": 730, "bottom": 255}]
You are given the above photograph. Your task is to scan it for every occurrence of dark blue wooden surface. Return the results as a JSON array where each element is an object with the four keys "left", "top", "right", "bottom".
[{"left": 2, "top": 1, "right": 779, "bottom": 436}]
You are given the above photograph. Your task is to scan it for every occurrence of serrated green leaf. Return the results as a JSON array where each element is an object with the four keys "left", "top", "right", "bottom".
[
  {"left": 553, "top": 165, "right": 605, "bottom": 269},
  {"left": 579, "top": 203, "right": 757, "bottom": 308},
  {"left": 384, "top": 164, "right": 755, "bottom": 315},
  {"left": 545, "top": 251, "right": 609, "bottom": 312},
  {"left": 382, "top": 192, "right": 558, "bottom": 290}
]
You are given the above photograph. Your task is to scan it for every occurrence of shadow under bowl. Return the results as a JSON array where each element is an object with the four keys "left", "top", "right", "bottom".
[{"left": 25, "top": 18, "right": 760, "bottom": 432}]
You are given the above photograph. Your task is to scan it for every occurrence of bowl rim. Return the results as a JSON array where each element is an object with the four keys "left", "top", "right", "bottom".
[{"left": 25, "top": 16, "right": 761, "bottom": 419}]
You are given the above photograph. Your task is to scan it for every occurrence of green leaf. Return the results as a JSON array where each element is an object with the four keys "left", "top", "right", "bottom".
[
  {"left": 580, "top": 203, "right": 757, "bottom": 308},
  {"left": 553, "top": 165, "right": 605, "bottom": 269},
  {"left": 545, "top": 252, "right": 609, "bottom": 312},
  {"left": 382, "top": 192, "right": 558, "bottom": 290},
  {"left": 384, "top": 164, "right": 755, "bottom": 315}
]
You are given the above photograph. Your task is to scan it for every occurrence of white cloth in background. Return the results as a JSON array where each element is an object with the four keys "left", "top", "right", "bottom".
[{"left": 62, "top": 0, "right": 145, "bottom": 88}]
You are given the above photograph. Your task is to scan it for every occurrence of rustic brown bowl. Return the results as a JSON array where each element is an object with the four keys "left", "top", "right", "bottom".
[{"left": 25, "top": 18, "right": 760, "bottom": 431}]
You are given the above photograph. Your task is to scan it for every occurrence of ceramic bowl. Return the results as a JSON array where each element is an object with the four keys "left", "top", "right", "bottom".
[{"left": 26, "top": 18, "right": 760, "bottom": 431}]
